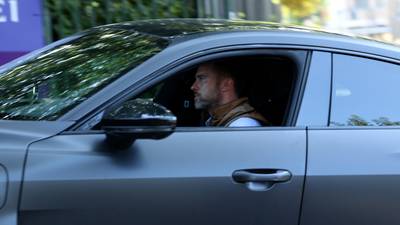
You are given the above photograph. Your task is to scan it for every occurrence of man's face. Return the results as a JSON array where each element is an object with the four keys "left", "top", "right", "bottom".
[{"left": 191, "top": 64, "right": 221, "bottom": 110}]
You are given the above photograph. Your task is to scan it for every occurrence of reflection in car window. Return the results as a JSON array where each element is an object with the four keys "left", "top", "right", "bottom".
[
  {"left": 331, "top": 54, "right": 400, "bottom": 126},
  {"left": 0, "top": 27, "right": 168, "bottom": 121}
]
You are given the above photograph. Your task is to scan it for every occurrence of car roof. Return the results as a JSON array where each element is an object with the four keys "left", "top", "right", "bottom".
[
  {"left": 101, "top": 18, "right": 367, "bottom": 40},
  {"left": 96, "top": 18, "right": 400, "bottom": 61},
  {"left": 102, "top": 18, "right": 326, "bottom": 38}
]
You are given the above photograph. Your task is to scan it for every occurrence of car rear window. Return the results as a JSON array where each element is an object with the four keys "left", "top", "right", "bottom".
[{"left": 331, "top": 54, "right": 400, "bottom": 126}]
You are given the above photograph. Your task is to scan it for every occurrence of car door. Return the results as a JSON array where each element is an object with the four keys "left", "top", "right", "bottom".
[
  {"left": 20, "top": 127, "right": 306, "bottom": 225},
  {"left": 300, "top": 53, "right": 400, "bottom": 225},
  {"left": 18, "top": 51, "right": 309, "bottom": 225}
]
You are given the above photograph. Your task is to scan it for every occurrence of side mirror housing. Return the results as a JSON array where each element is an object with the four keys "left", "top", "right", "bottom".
[{"left": 101, "top": 99, "right": 177, "bottom": 148}]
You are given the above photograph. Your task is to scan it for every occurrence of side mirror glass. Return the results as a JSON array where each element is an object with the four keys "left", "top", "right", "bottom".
[{"left": 101, "top": 99, "right": 177, "bottom": 148}]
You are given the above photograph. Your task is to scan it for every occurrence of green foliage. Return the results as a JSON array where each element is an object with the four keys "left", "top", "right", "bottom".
[
  {"left": 331, "top": 115, "right": 400, "bottom": 127},
  {"left": 280, "top": 0, "right": 321, "bottom": 18},
  {"left": 372, "top": 117, "right": 400, "bottom": 126},
  {"left": 44, "top": 0, "right": 197, "bottom": 41},
  {"left": 347, "top": 114, "right": 371, "bottom": 126}
]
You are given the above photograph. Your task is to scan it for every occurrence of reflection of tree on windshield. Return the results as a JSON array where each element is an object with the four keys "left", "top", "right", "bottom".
[
  {"left": 331, "top": 114, "right": 400, "bottom": 126},
  {"left": 0, "top": 27, "right": 168, "bottom": 120}
]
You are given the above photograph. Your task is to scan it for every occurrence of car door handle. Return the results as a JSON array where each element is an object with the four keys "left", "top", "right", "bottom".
[
  {"left": 232, "top": 169, "right": 291, "bottom": 183},
  {"left": 232, "top": 169, "right": 292, "bottom": 191}
]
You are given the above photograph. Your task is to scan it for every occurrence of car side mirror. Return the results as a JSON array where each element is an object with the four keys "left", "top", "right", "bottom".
[{"left": 101, "top": 99, "right": 177, "bottom": 148}]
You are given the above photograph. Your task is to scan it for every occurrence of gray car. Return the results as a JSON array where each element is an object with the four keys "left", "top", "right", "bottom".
[{"left": 1, "top": 19, "right": 400, "bottom": 225}]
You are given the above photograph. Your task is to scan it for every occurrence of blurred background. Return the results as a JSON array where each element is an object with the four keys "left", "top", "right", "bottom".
[{"left": 1, "top": 0, "right": 400, "bottom": 65}]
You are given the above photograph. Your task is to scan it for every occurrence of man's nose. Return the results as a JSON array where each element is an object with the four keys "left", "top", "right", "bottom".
[{"left": 191, "top": 81, "right": 197, "bottom": 91}]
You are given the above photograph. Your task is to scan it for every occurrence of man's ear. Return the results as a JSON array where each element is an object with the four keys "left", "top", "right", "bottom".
[{"left": 220, "top": 78, "right": 234, "bottom": 92}]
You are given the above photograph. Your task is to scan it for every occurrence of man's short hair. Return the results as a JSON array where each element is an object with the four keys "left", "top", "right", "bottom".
[{"left": 205, "top": 59, "right": 248, "bottom": 97}]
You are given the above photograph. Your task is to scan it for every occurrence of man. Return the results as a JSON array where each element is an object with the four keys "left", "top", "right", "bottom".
[{"left": 190, "top": 61, "right": 268, "bottom": 127}]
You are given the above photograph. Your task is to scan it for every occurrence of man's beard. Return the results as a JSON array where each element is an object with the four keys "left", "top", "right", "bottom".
[
  {"left": 194, "top": 92, "right": 219, "bottom": 110},
  {"left": 194, "top": 97, "right": 212, "bottom": 109}
]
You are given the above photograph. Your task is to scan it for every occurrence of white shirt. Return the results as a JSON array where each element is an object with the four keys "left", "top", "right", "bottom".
[{"left": 228, "top": 117, "right": 262, "bottom": 127}]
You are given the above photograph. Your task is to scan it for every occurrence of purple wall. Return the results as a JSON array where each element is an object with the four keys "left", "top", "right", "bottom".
[{"left": 0, "top": 0, "right": 45, "bottom": 65}]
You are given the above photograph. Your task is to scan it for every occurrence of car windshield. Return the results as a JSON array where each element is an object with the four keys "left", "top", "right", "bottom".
[{"left": 0, "top": 27, "right": 169, "bottom": 121}]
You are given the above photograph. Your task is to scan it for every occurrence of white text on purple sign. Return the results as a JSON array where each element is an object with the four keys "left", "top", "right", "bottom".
[{"left": 0, "top": 0, "right": 19, "bottom": 23}]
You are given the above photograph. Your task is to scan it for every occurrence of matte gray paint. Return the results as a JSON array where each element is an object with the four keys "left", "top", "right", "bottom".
[
  {"left": 21, "top": 128, "right": 306, "bottom": 225},
  {"left": 301, "top": 128, "right": 400, "bottom": 225},
  {"left": 297, "top": 51, "right": 331, "bottom": 126},
  {"left": 0, "top": 121, "right": 74, "bottom": 225}
]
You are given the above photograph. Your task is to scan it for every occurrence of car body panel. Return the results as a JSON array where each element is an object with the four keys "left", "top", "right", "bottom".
[
  {"left": 20, "top": 128, "right": 306, "bottom": 225},
  {"left": 299, "top": 47, "right": 400, "bottom": 225},
  {"left": 0, "top": 121, "right": 74, "bottom": 225},
  {"left": 301, "top": 127, "right": 400, "bottom": 225}
]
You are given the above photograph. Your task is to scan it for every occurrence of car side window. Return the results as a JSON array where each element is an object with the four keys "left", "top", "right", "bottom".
[
  {"left": 331, "top": 54, "right": 400, "bottom": 126},
  {"left": 135, "top": 54, "right": 302, "bottom": 127}
]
